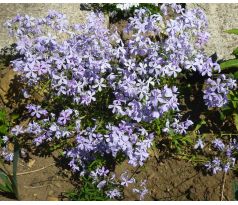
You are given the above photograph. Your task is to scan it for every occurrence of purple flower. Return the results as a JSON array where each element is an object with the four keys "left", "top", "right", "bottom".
[
  {"left": 2, "top": 136, "right": 9, "bottom": 143},
  {"left": 223, "top": 162, "right": 230, "bottom": 173},
  {"left": 106, "top": 189, "right": 121, "bottom": 199},
  {"left": 133, "top": 180, "right": 149, "bottom": 201},
  {"left": 57, "top": 108, "right": 73, "bottom": 125},
  {"left": 11, "top": 125, "right": 24, "bottom": 136},
  {"left": 95, "top": 166, "right": 109, "bottom": 177},
  {"left": 212, "top": 139, "right": 225, "bottom": 151},
  {"left": 4, "top": 153, "right": 14, "bottom": 162},
  {"left": 204, "top": 157, "right": 222, "bottom": 175},
  {"left": 92, "top": 78, "right": 106, "bottom": 92},
  {"left": 81, "top": 91, "right": 96, "bottom": 105},
  {"left": 194, "top": 139, "right": 204, "bottom": 149},
  {"left": 26, "top": 104, "right": 48, "bottom": 118},
  {"left": 203, "top": 75, "right": 236, "bottom": 108},
  {"left": 120, "top": 171, "right": 135, "bottom": 187},
  {"left": 97, "top": 180, "right": 107, "bottom": 190}
]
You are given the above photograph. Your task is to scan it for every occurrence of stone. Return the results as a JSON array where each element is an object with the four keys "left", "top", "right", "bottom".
[
  {"left": 47, "top": 196, "right": 59, "bottom": 201},
  {"left": 0, "top": 4, "right": 109, "bottom": 49},
  {"left": 0, "top": 67, "right": 15, "bottom": 104},
  {"left": 187, "top": 3, "right": 238, "bottom": 60}
]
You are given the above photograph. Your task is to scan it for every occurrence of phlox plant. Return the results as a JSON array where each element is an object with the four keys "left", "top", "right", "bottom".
[{"left": 1, "top": 3, "right": 237, "bottom": 200}]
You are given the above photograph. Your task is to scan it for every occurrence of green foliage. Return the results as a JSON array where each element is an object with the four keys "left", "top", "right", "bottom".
[
  {"left": 65, "top": 158, "right": 109, "bottom": 201},
  {"left": 139, "top": 3, "right": 161, "bottom": 14},
  {"left": 219, "top": 28, "right": 238, "bottom": 131},
  {"left": 0, "top": 168, "right": 14, "bottom": 193},
  {"left": 225, "top": 29, "right": 238, "bottom": 35},
  {"left": 220, "top": 59, "right": 238, "bottom": 70},
  {"left": 232, "top": 47, "right": 238, "bottom": 58},
  {"left": 0, "top": 140, "right": 19, "bottom": 199},
  {"left": 0, "top": 109, "right": 10, "bottom": 138},
  {"left": 220, "top": 84, "right": 238, "bottom": 131},
  {"left": 80, "top": 3, "right": 162, "bottom": 23},
  {"left": 65, "top": 176, "right": 109, "bottom": 201},
  {"left": 234, "top": 113, "right": 238, "bottom": 132},
  {"left": 168, "top": 132, "right": 192, "bottom": 153},
  {"left": 0, "top": 108, "right": 19, "bottom": 199}
]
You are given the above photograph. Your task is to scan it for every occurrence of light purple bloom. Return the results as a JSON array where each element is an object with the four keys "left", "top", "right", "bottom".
[
  {"left": 194, "top": 139, "right": 204, "bottom": 149},
  {"left": 120, "top": 171, "right": 135, "bottom": 187},
  {"left": 11, "top": 125, "right": 24, "bottom": 136},
  {"left": 212, "top": 139, "right": 225, "bottom": 151},
  {"left": 106, "top": 189, "right": 121, "bottom": 199},
  {"left": 57, "top": 108, "right": 73, "bottom": 125}
]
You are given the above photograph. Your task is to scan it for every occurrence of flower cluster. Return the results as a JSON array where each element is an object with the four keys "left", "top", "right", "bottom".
[
  {"left": 163, "top": 117, "right": 193, "bottom": 135},
  {"left": 194, "top": 136, "right": 237, "bottom": 175},
  {"left": 0, "top": 135, "right": 13, "bottom": 162},
  {"left": 77, "top": 165, "right": 147, "bottom": 200},
  {"left": 203, "top": 74, "right": 237, "bottom": 108},
  {"left": 4, "top": 3, "right": 234, "bottom": 199},
  {"left": 133, "top": 180, "right": 149, "bottom": 200}
]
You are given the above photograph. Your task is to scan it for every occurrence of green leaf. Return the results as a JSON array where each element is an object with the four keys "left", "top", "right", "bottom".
[
  {"left": 0, "top": 125, "right": 8, "bottom": 135},
  {"left": 220, "top": 59, "right": 238, "bottom": 70},
  {"left": 0, "top": 170, "right": 13, "bottom": 193},
  {"left": 194, "top": 119, "right": 206, "bottom": 132},
  {"left": 232, "top": 47, "right": 238, "bottom": 57},
  {"left": 234, "top": 114, "right": 238, "bottom": 131},
  {"left": 234, "top": 71, "right": 238, "bottom": 79},
  {"left": 225, "top": 29, "right": 238, "bottom": 35},
  {"left": 11, "top": 114, "right": 20, "bottom": 120},
  {"left": 0, "top": 184, "right": 12, "bottom": 193}
]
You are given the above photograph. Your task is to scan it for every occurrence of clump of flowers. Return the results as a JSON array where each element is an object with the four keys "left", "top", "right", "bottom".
[
  {"left": 0, "top": 136, "right": 13, "bottom": 162},
  {"left": 203, "top": 74, "right": 237, "bottom": 108},
  {"left": 2, "top": 3, "right": 237, "bottom": 200},
  {"left": 203, "top": 137, "right": 237, "bottom": 175}
]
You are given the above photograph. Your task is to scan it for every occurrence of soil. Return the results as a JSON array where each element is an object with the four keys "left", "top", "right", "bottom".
[
  {"left": 0, "top": 153, "right": 74, "bottom": 201},
  {"left": 116, "top": 157, "right": 236, "bottom": 201},
  {"left": 0, "top": 153, "right": 236, "bottom": 201}
]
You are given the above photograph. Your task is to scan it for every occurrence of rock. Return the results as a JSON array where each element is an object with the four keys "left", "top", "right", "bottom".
[
  {"left": 187, "top": 3, "right": 238, "bottom": 60},
  {"left": 47, "top": 196, "right": 59, "bottom": 201},
  {"left": 0, "top": 68, "right": 15, "bottom": 91},
  {"left": 186, "top": 185, "right": 197, "bottom": 200},
  {"left": 48, "top": 190, "right": 54, "bottom": 196},
  {"left": 27, "top": 159, "right": 36, "bottom": 168},
  {"left": 0, "top": 67, "right": 15, "bottom": 104},
  {"left": 55, "top": 182, "right": 61, "bottom": 188}
]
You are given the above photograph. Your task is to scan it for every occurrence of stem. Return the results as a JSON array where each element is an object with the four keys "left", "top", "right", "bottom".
[
  {"left": 12, "top": 139, "right": 19, "bottom": 200},
  {"left": 221, "top": 172, "right": 226, "bottom": 201}
]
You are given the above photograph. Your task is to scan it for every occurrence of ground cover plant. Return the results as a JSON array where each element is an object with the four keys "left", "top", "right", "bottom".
[{"left": 0, "top": 3, "right": 237, "bottom": 200}]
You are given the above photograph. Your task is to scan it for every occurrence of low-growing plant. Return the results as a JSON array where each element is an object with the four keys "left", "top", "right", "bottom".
[{"left": 1, "top": 3, "right": 237, "bottom": 200}]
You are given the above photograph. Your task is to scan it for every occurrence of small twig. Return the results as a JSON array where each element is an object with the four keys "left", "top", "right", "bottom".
[
  {"left": 221, "top": 172, "right": 227, "bottom": 201},
  {"left": 129, "top": 165, "right": 140, "bottom": 180},
  {"left": 16, "top": 163, "right": 55, "bottom": 176},
  {"left": 19, "top": 162, "right": 25, "bottom": 167},
  {"left": 24, "top": 185, "right": 49, "bottom": 189}
]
